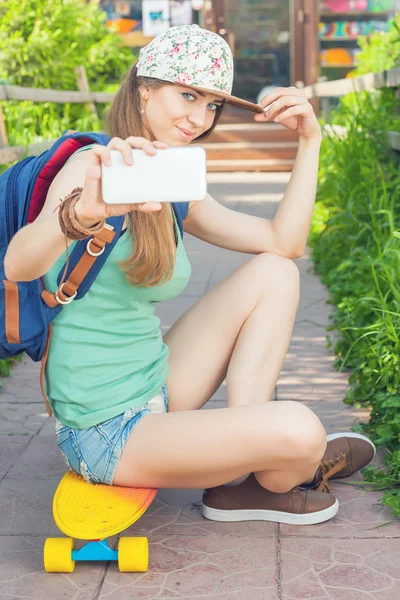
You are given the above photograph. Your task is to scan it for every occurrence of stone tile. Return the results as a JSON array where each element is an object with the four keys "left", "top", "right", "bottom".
[
  {"left": 276, "top": 369, "right": 350, "bottom": 403},
  {"left": 180, "top": 281, "right": 210, "bottom": 296},
  {"left": 299, "top": 401, "right": 371, "bottom": 435},
  {"left": 295, "top": 297, "right": 333, "bottom": 327},
  {"left": 0, "top": 402, "right": 50, "bottom": 435},
  {"left": 155, "top": 296, "right": 200, "bottom": 328},
  {"left": 125, "top": 494, "right": 277, "bottom": 539},
  {"left": 201, "top": 400, "right": 228, "bottom": 410},
  {"left": 0, "top": 535, "right": 110, "bottom": 597},
  {"left": 207, "top": 258, "right": 252, "bottom": 287},
  {"left": 280, "top": 480, "right": 400, "bottom": 539},
  {"left": 156, "top": 487, "right": 203, "bottom": 507},
  {"left": 0, "top": 354, "right": 43, "bottom": 405},
  {"left": 100, "top": 535, "right": 278, "bottom": 599},
  {"left": 280, "top": 538, "right": 400, "bottom": 599},
  {"left": 7, "top": 435, "right": 67, "bottom": 480},
  {"left": 279, "top": 350, "right": 337, "bottom": 372},
  {"left": 210, "top": 379, "right": 228, "bottom": 400},
  {"left": 0, "top": 435, "right": 32, "bottom": 479},
  {"left": 0, "top": 477, "right": 63, "bottom": 535},
  {"left": 38, "top": 416, "right": 57, "bottom": 436}
]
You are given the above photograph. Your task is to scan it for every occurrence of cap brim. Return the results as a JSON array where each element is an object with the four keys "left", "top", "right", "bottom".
[{"left": 178, "top": 83, "right": 264, "bottom": 114}]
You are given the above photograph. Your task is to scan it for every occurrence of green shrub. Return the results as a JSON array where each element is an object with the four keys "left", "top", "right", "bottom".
[
  {"left": 310, "top": 16, "right": 400, "bottom": 516},
  {"left": 0, "top": 0, "right": 136, "bottom": 146}
]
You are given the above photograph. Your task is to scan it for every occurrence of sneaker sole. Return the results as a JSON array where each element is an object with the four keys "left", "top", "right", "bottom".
[
  {"left": 202, "top": 498, "right": 339, "bottom": 525},
  {"left": 326, "top": 432, "right": 376, "bottom": 458}
]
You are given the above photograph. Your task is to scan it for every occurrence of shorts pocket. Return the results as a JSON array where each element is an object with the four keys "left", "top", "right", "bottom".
[
  {"left": 55, "top": 429, "right": 75, "bottom": 472},
  {"left": 71, "top": 430, "right": 104, "bottom": 485},
  {"left": 56, "top": 425, "right": 72, "bottom": 447}
]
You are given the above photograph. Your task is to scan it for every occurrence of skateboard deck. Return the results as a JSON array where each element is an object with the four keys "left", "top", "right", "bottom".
[{"left": 53, "top": 470, "right": 158, "bottom": 539}]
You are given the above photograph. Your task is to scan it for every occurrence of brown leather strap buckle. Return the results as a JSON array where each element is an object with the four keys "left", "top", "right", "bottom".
[
  {"left": 86, "top": 238, "right": 105, "bottom": 257},
  {"left": 54, "top": 282, "right": 78, "bottom": 305},
  {"left": 42, "top": 223, "right": 116, "bottom": 309}
]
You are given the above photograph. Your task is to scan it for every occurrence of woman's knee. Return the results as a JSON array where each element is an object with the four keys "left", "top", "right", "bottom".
[
  {"left": 252, "top": 252, "right": 300, "bottom": 298},
  {"left": 275, "top": 401, "right": 327, "bottom": 465}
]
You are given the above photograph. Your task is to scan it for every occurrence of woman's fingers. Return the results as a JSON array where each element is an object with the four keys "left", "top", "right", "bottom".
[
  {"left": 82, "top": 145, "right": 105, "bottom": 193},
  {"left": 262, "top": 95, "right": 308, "bottom": 121},
  {"left": 273, "top": 103, "right": 314, "bottom": 124},
  {"left": 107, "top": 136, "right": 136, "bottom": 163},
  {"left": 152, "top": 141, "right": 169, "bottom": 149},
  {"left": 124, "top": 136, "right": 162, "bottom": 156},
  {"left": 92, "top": 137, "right": 169, "bottom": 170},
  {"left": 257, "top": 85, "right": 306, "bottom": 111}
]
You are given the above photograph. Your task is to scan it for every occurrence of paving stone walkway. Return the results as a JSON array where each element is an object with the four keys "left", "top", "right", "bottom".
[{"left": 1, "top": 172, "right": 399, "bottom": 599}]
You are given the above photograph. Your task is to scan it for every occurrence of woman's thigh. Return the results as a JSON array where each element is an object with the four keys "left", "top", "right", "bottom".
[
  {"left": 163, "top": 252, "right": 299, "bottom": 412},
  {"left": 113, "top": 400, "right": 326, "bottom": 489}
]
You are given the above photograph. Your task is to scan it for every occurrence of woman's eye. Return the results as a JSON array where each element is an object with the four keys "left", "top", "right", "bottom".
[{"left": 182, "top": 93, "right": 218, "bottom": 111}]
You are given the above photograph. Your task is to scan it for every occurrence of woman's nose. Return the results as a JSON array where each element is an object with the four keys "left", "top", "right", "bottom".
[{"left": 187, "top": 106, "right": 207, "bottom": 129}]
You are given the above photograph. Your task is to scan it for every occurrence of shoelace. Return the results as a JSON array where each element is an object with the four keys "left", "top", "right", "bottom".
[{"left": 316, "top": 453, "right": 348, "bottom": 493}]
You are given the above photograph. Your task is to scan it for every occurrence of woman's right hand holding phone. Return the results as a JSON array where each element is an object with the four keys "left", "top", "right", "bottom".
[{"left": 74, "top": 136, "right": 169, "bottom": 227}]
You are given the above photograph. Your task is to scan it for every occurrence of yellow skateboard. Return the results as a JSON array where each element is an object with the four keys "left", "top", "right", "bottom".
[{"left": 44, "top": 470, "right": 158, "bottom": 573}]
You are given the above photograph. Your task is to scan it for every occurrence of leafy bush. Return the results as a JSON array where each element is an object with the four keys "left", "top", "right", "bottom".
[
  {"left": 310, "top": 16, "right": 400, "bottom": 516},
  {"left": 0, "top": 0, "right": 136, "bottom": 146},
  {"left": 355, "top": 14, "right": 400, "bottom": 73}
]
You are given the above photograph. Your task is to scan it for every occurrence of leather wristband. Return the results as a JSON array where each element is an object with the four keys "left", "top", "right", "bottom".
[{"left": 54, "top": 187, "right": 106, "bottom": 240}]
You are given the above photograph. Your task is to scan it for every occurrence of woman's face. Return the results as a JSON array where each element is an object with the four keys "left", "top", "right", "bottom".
[{"left": 140, "top": 84, "right": 224, "bottom": 146}]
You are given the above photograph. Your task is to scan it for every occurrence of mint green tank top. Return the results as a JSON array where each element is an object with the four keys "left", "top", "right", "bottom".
[{"left": 42, "top": 149, "right": 192, "bottom": 428}]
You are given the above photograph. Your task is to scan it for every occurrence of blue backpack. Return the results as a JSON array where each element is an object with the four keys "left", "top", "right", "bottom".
[{"left": 0, "top": 130, "right": 189, "bottom": 415}]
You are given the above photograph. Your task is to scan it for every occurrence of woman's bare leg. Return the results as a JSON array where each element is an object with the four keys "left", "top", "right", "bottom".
[
  {"left": 161, "top": 251, "right": 301, "bottom": 487},
  {"left": 163, "top": 252, "right": 300, "bottom": 412},
  {"left": 113, "top": 400, "right": 326, "bottom": 490}
]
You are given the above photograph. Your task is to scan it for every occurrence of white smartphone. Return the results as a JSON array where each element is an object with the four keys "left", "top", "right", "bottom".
[{"left": 101, "top": 146, "right": 207, "bottom": 204}]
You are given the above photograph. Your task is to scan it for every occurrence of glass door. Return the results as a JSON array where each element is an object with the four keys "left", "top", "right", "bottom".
[{"left": 224, "top": 0, "right": 291, "bottom": 104}]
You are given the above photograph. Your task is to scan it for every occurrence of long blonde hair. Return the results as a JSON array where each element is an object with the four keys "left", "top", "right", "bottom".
[{"left": 103, "top": 64, "right": 224, "bottom": 287}]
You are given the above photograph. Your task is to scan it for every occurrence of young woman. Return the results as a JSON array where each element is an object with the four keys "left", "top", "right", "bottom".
[{"left": 5, "top": 24, "right": 375, "bottom": 525}]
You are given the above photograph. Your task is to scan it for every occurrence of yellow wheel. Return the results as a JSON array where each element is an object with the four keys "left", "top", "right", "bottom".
[
  {"left": 44, "top": 537, "right": 75, "bottom": 573},
  {"left": 118, "top": 537, "right": 149, "bottom": 572}
]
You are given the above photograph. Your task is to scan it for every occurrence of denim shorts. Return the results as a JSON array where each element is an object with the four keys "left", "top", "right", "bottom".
[{"left": 55, "top": 384, "right": 169, "bottom": 486}]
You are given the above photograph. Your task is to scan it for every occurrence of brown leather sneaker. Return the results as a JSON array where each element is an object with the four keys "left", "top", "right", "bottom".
[
  {"left": 202, "top": 473, "right": 339, "bottom": 525},
  {"left": 323, "top": 433, "right": 376, "bottom": 480},
  {"left": 306, "top": 432, "right": 377, "bottom": 493}
]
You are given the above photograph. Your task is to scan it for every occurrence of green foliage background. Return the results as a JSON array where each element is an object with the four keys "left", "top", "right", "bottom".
[
  {"left": 0, "top": 0, "right": 136, "bottom": 146},
  {"left": 310, "top": 15, "right": 400, "bottom": 516}
]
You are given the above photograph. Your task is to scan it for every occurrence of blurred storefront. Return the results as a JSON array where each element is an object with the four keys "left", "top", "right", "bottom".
[
  {"left": 318, "top": 1, "right": 398, "bottom": 80},
  {"left": 101, "top": 0, "right": 398, "bottom": 119},
  {"left": 100, "top": 0, "right": 201, "bottom": 48}
]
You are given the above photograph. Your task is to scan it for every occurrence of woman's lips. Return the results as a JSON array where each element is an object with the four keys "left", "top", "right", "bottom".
[{"left": 176, "top": 126, "right": 195, "bottom": 140}]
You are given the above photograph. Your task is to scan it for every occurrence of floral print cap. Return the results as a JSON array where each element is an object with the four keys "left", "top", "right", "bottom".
[{"left": 137, "top": 25, "right": 263, "bottom": 113}]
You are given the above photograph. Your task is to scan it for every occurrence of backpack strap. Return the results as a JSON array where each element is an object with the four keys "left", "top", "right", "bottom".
[
  {"left": 41, "top": 222, "right": 118, "bottom": 308},
  {"left": 39, "top": 219, "right": 120, "bottom": 418},
  {"left": 54, "top": 215, "right": 125, "bottom": 299}
]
